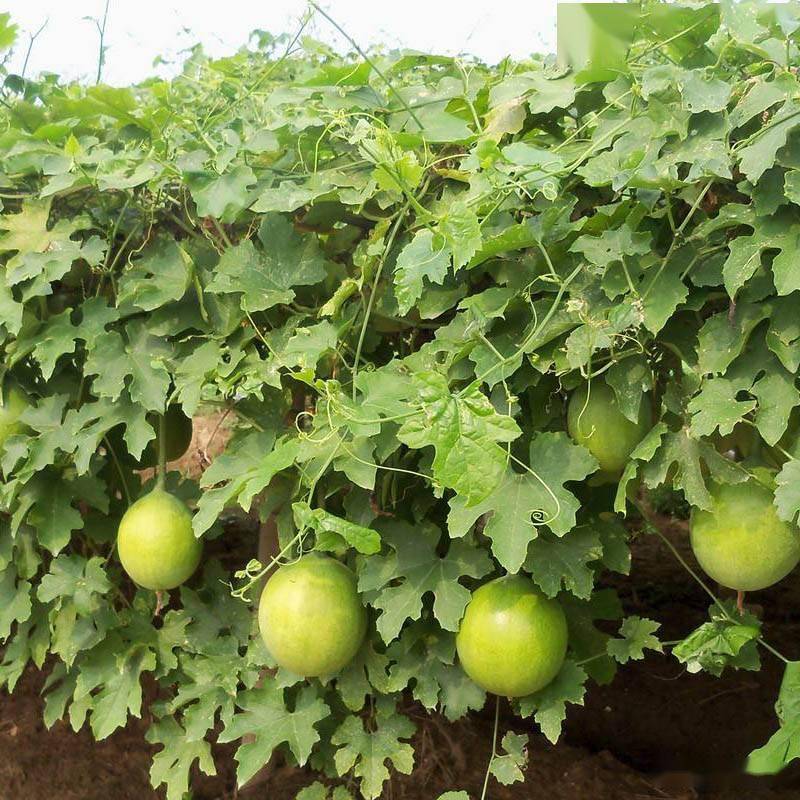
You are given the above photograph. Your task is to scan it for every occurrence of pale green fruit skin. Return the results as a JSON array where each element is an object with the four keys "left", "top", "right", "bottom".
[
  {"left": 117, "top": 488, "right": 202, "bottom": 590},
  {"left": 567, "top": 381, "right": 652, "bottom": 475},
  {"left": 690, "top": 480, "right": 800, "bottom": 592},
  {"left": 0, "top": 386, "right": 29, "bottom": 450},
  {"left": 258, "top": 555, "right": 367, "bottom": 677},
  {"left": 456, "top": 575, "right": 568, "bottom": 698}
]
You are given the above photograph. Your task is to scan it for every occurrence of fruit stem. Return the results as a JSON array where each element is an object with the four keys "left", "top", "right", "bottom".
[
  {"left": 480, "top": 695, "right": 501, "bottom": 800},
  {"left": 157, "top": 410, "right": 167, "bottom": 489},
  {"left": 154, "top": 590, "right": 164, "bottom": 617},
  {"left": 737, "top": 590, "right": 745, "bottom": 615}
]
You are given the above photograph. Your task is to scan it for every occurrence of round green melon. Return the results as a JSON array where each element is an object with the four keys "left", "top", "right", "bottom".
[
  {"left": 117, "top": 488, "right": 202, "bottom": 590},
  {"left": 258, "top": 555, "right": 367, "bottom": 677},
  {"left": 567, "top": 381, "right": 652, "bottom": 476},
  {"left": 456, "top": 575, "right": 568, "bottom": 698},
  {"left": 690, "top": 479, "right": 800, "bottom": 592}
]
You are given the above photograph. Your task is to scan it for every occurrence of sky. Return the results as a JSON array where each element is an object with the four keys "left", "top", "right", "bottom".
[{"left": 2, "top": 1, "right": 560, "bottom": 85}]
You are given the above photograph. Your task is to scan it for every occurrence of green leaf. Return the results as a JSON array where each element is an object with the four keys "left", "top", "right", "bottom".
[
  {"left": 640, "top": 255, "right": 689, "bottom": 334},
  {"left": 738, "top": 101, "right": 800, "bottom": 183},
  {"left": 747, "top": 661, "right": 800, "bottom": 775},
  {"left": 488, "top": 732, "right": 528, "bottom": 786},
  {"left": 606, "top": 616, "right": 662, "bottom": 664},
  {"left": 219, "top": 684, "right": 329, "bottom": 785},
  {"left": 774, "top": 459, "right": 800, "bottom": 525},
  {"left": 0, "top": 567, "right": 32, "bottom": 641},
  {"left": 637, "top": 426, "right": 748, "bottom": 511},
  {"left": 38, "top": 555, "right": 110, "bottom": 610},
  {"left": 695, "top": 304, "right": 770, "bottom": 375},
  {"left": 673, "top": 602, "right": 761, "bottom": 676},
  {"left": 33, "top": 310, "right": 79, "bottom": 380},
  {"left": 680, "top": 70, "right": 732, "bottom": 114},
  {"left": 752, "top": 369, "right": 800, "bottom": 445},
  {"left": 206, "top": 214, "right": 327, "bottom": 312},
  {"left": 720, "top": 213, "right": 800, "bottom": 298},
  {"left": 331, "top": 697, "right": 415, "bottom": 800},
  {"left": 437, "top": 201, "right": 482, "bottom": 269},
  {"left": 26, "top": 475, "right": 84, "bottom": 554},
  {"left": 75, "top": 640, "right": 157, "bottom": 739},
  {"left": 172, "top": 340, "right": 221, "bottom": 417},
  {"left": 0, "top": 197, "right": 83, "bottom": 263},
  {"left": 397, "top": 372, "right": 520, "bottom": 505},
  {"left": 359, "top": 520, "right": 492, "bottom": 643},
  {"left": 296, "top": 783, "right": 329, "bottom": 800},
  {"left": 294, "top": 502, "right": 381, "bottom": 555},
  {"left": 0, "top": 12, "right": 17, "bottom": 50},
  {"left": 394, "top": 230, "right": 450, "bottom": 315},
  {"left": 523, "top": 528, "right": 602, "bottom": 599},
  {"left": 194, "top": 432, "right": 299, "bottom": 536},
  {"left": 118, "top": 238, "right": 192, "bottom": 311},
  {"left": 688, "top": 377, "right": 756, "bottom": 437},
  {"left": 570, "top": 226, "right": 650, "bottom": 269},
  {"left": 606, "top": 356, "right": 652, "bottom": 423},
  {"left": 447, "top": 433, "right": 597, "bottom": 573},
  {"left": 147, "top": 718, "right": 217, "bottom": 800},
  {"left": 767, "top": 296, "right": 800, "bottom": 373},
  {"left": 517, "top": 660, "right": 588, "bottom": 743},
  {"left": 187, "top": 165, "right": 257, "bottom": 221},
  {"left": 85, "top": 323, "right": 172, "bottom": 412},
  {"left": 382, "top": 621, "right": 485, "bottom": 720}
]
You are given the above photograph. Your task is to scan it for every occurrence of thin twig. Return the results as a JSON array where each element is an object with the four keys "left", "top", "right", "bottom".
[
  {"left": 94, "top": 0, "right": 111, "bottom": 84},
  {"left": 308, "top": 1, "right": 424, "bottom": 130},
  {"left": 21, "top": 19, "right": 48, "bottom": 79},
  {"left": 351, "top": 204, "right": 410, "bottom": 399}
]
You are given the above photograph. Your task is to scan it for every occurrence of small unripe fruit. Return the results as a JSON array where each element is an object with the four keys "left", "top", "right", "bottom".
[
  {"left": 567, "top": 381, "right": 652, "bottom": 476},
  {"left": 690, "top": 480, "right": 800, "bottom": 592},
  {"left": 456, "top": 575, "right": 568, "bottom": 697},
  {"left": 258, "top": 555, "right": 367, "bottom": 677},
  {"left": 117, "top": 488, "right": 201, "bottom": 590}
]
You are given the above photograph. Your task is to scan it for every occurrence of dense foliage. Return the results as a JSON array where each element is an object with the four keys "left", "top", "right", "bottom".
[{"left": 3, "top": 1, "right": 800, "bottom": 796}]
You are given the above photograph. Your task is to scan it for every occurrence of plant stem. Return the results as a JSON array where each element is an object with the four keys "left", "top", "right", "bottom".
[
  {"left": 642, "top": 180, "right": 713, "bottom": 301},
  {"left": 211, "top": 217, "right": 232, "bottom": 248},
  {"left": 465, "top": 264, "right": 582, "bottom": 393},
  {"left": 157, "top": 410, "right": 167, "bottom": 489},
  {"left": 21, "top": 19, "right": 48, "bottom": 79},
  {"left": 95, "top": 0, "right": 110, "bottom": 84},
  {"left": 231, "top": 530, "right": 305, "bottom": 601},
  {"left": 480, "top": 696, "right": 501, "bottom": 800},
  {"left": 351, "top": 205, "right": 409, "bottom": 399},
  {"left": 103, "top": 434, "right": 131, "bottom": 506}
]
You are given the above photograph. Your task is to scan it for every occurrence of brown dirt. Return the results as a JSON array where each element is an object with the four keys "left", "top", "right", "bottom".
[
  {"left": 170, "top": 409, "right": 234, "bottom": 480},
  {"left": 137, "top": 408, "right": 234, "bottom": 485},
  {"left": 0, "top": 670, "right": 690, "bottom": 800},
  {"left": 4, "top": 458, "right": 800, "bottom": 798}
]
